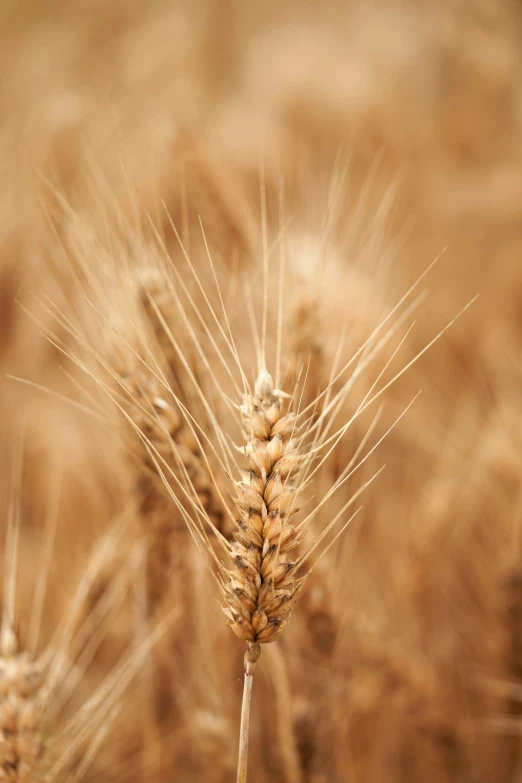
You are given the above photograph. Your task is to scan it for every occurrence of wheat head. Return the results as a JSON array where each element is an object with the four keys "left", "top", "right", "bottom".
[
  {"left": 0, "top": 625, "right": 43, "bottom": 783},
  {"left": 222, "top": 368, "right": 304, "bottom": 666}
]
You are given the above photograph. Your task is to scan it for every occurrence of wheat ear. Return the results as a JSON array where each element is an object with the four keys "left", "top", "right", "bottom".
[
  {"left": 0, "top": 624, "right": 43, "bottom": 783},
  {"left": 223, "top": 368, "right": 303, "bottom": 646},
  {"left": 218, "top": 368, "right": 303, "bottom": 782}
]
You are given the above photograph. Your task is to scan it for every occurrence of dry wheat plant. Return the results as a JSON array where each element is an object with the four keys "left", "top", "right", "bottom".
[
  {"left": 28, "top": 182, "right": 473, "bottom": 782},
  {"left": 3, "top": 0, "right": 522, "bottom": 781}
]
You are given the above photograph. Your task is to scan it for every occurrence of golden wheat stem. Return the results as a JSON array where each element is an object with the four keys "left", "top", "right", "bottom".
[
  {"left": 237, "top": 643, "right": 260, "bottom": 783},
  {"left": 237, "top": 672, "right": 253, "bottom": 783}
]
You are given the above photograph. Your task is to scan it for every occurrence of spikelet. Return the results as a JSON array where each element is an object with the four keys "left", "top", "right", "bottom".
[
  {"left": 0, "top": 626, "right": 43, "bottom": 783},
  {"left": 220, "top": 368, "right": 304, "bottom": 660}
]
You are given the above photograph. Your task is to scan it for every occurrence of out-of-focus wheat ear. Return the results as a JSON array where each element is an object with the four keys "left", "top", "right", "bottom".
[
  {"left": 120, "top": 369, "right": 228, "bottom": 616},
  {"left": 289, "top": 291, "right": 325, "bottom": 415},
  {"left": 35, "top": 509, "right": 180, "bottom": 783},
  {"left": 0, "top": 461, "right": 60, "bottom": 779},
  {"left": 33, "top": 238, "right": 230, "bottom": 621},
  {"left": 43, "top": 602, "right": 180, "bottom": 783},
  {"left": 73, "top": 354, "right": 235, "bottom": 778},
  {"left": 0, "top": 623, "right": 45, "bottom": 782},
  {"left": 173, "top": 707, "right": 236, "bottom": 783},
  {"left": 163, "top": 137, "right": 255, "bottom": 264},
  {"left": 124, "top": 370, "right": 228, "bottom": 533},
  {"left": 0, "top": 426, "right": 45, "bottom": 781},
  {"left": 0, "top": 431, "right": 131, "bottom": 783},
  {"left": 341, "top": 638, "right": 467, "bottom": 781},
  {"left": 299, "top": 560, "right": 339, "bottom": 660},
  {"left": 136, "top": 265, "right": 184, "bottom": 378},
  {"left": 288, "top": 252, "right": 467, "bottom": 447}
]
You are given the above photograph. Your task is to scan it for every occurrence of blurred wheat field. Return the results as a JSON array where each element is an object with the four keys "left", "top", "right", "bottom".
[{"left": 2, "top": 1, "right": 522, "bottom": 781}]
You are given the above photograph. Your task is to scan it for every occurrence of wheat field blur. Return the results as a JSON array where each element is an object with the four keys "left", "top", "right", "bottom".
[{"left": 2, "top": 1, "right": 522, "bottom": 781}]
